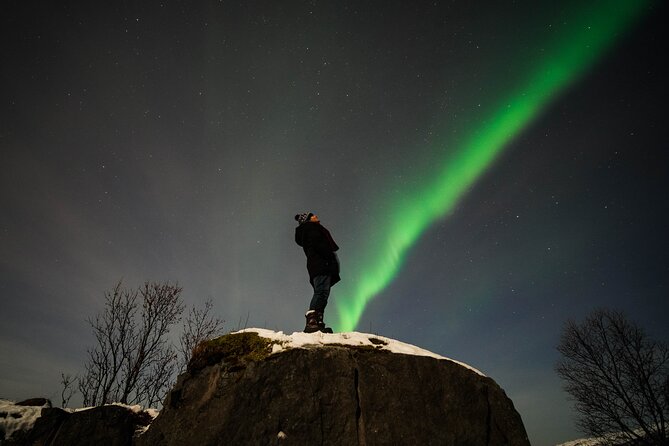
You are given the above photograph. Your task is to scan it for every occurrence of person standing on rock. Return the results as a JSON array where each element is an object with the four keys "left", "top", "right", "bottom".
[{"left": 294, "top": 212, "right": 340, "bottom": 333}]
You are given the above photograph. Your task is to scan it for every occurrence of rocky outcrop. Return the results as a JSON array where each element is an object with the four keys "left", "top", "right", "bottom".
[
  {"left": 137, "top": 330, "right": 530, "bottom": 446},
  {"left": 1, "top": 402, "right": 152, "bottom": 446},
  {"left": 14, "top": 398, "right": 52, "bottom": 408},
  {"left": 2, "top": 331, "right": 530, "bottom": 445}
]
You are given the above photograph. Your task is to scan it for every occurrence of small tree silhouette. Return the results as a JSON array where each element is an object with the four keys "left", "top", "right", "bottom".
[
  {"left": 178, "top": 299, "right": 225, "bottom": 371},
  {"left": 59, "top": 373, "right": 75, "bottom": 408},
  {"left": 79, "top": 281, "right": 184, "bottom": 408},
  {"left": 556, "top": 309, "right": 669, "bottom": 445}
]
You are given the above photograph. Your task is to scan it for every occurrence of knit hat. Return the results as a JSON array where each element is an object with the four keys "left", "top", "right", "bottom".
[{"left": 295, "top": 212, "right": 313, "bottom": 225}]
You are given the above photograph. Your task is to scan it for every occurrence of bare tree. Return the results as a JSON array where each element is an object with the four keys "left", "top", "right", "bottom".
[
  {"left": 556, "top": 309, "right": 669, "bottom": 445},
  {"left": 178, "top": 299, "right": 225, "bottom": 371},
  {"left": 79, "top": 281, "right": 184, "bottom": 408},
  {"left": 60, "top": 373, "right": 76, "bottom": 408}
]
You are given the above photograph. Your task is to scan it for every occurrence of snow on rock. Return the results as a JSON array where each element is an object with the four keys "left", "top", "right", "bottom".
[
  {"left": 556, "top": 430, "right": 645, "bottom": 446},
  {"left": 0, "top": 399, "right": 160, "bottom": 441},
  {"left": 69, "top": 402, "right": 159, "bottom": 418},
  {"left": 235, "top": 328, "right": 486, "bottom": 376},
  {"left": 0, "top": 399, "right": 47, "bottom": 440},
  {"left": 139, "top": 329, "right": 530, "bottom": 445},
  {"left": 556, "top": 439, "right": 603, "bottom": 446}
]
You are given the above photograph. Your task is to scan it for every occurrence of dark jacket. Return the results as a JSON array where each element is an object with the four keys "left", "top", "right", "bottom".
[{"left": 295, "top": 221, "right": 341, "bottom": 286}]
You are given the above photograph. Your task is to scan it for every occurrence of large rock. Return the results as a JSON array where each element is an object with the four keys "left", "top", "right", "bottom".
[
  {"left": 4, "top": 407, "right": 69, "bottom": 446},
  {"left": 137, "top": 330, "right": 530, "bottom": 446},
  {"left": 50, "top": 405, "right": 151, "bottom": 446},
  {"left": 1, "top": 403, "right": 152, "bottom": 446}
]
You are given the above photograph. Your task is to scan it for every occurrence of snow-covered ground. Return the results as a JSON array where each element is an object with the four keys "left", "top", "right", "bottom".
[{"left": 235, "top": 328, "right": 486, "bottom": 376}]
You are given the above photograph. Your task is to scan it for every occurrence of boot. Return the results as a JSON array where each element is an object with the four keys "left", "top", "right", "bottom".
[
  {"left": 317, "top": 312, "right": 333, "bottom": 333},
  {"left": 304, "top": 310, "right": 321, "bottom": 333},
  {"left": 304, "top": 310, "right": 333, "bottom": 333}
]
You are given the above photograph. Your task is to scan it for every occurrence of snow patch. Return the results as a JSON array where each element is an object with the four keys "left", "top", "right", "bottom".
[
  {"left": 556, "top": 438, "right": 603, "bottom": 446},
  {"left": 235, "top": 328, "right": 486, "bottom": 376},
  {"left": 68, "top": 402, "right": 159, "bottom": 416},
  {"left": 556, "top": 430, "right": 645, "bottom": 446},
  {"left": 0, "top": 399, "right": 46, "bottom": 440}
]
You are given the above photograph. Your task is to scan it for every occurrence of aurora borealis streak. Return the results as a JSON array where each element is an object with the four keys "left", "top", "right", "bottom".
[{"left": 334, "top": 0, "right": 650, "bottom": 332}]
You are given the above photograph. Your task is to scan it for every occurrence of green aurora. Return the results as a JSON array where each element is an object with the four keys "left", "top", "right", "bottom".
[{"left": 333, "top": 0, "right": 651, "bottom": 332}]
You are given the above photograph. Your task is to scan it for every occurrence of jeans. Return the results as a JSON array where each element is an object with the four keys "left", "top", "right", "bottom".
[{"left": 309, "top": 275, "right": 331, "bottom": 313}]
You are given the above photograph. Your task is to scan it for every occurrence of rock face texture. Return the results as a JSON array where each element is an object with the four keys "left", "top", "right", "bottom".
[
  {"left": 138, "top": 331, "right": 530, "bottom": 446},
  {"left": 1, "top": 404, "right": 151, "bottom": 446}
]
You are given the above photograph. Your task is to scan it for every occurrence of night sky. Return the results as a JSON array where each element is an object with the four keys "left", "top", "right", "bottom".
[{"left": 1, "top": 1, "right": 667, "bottom": 445}]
